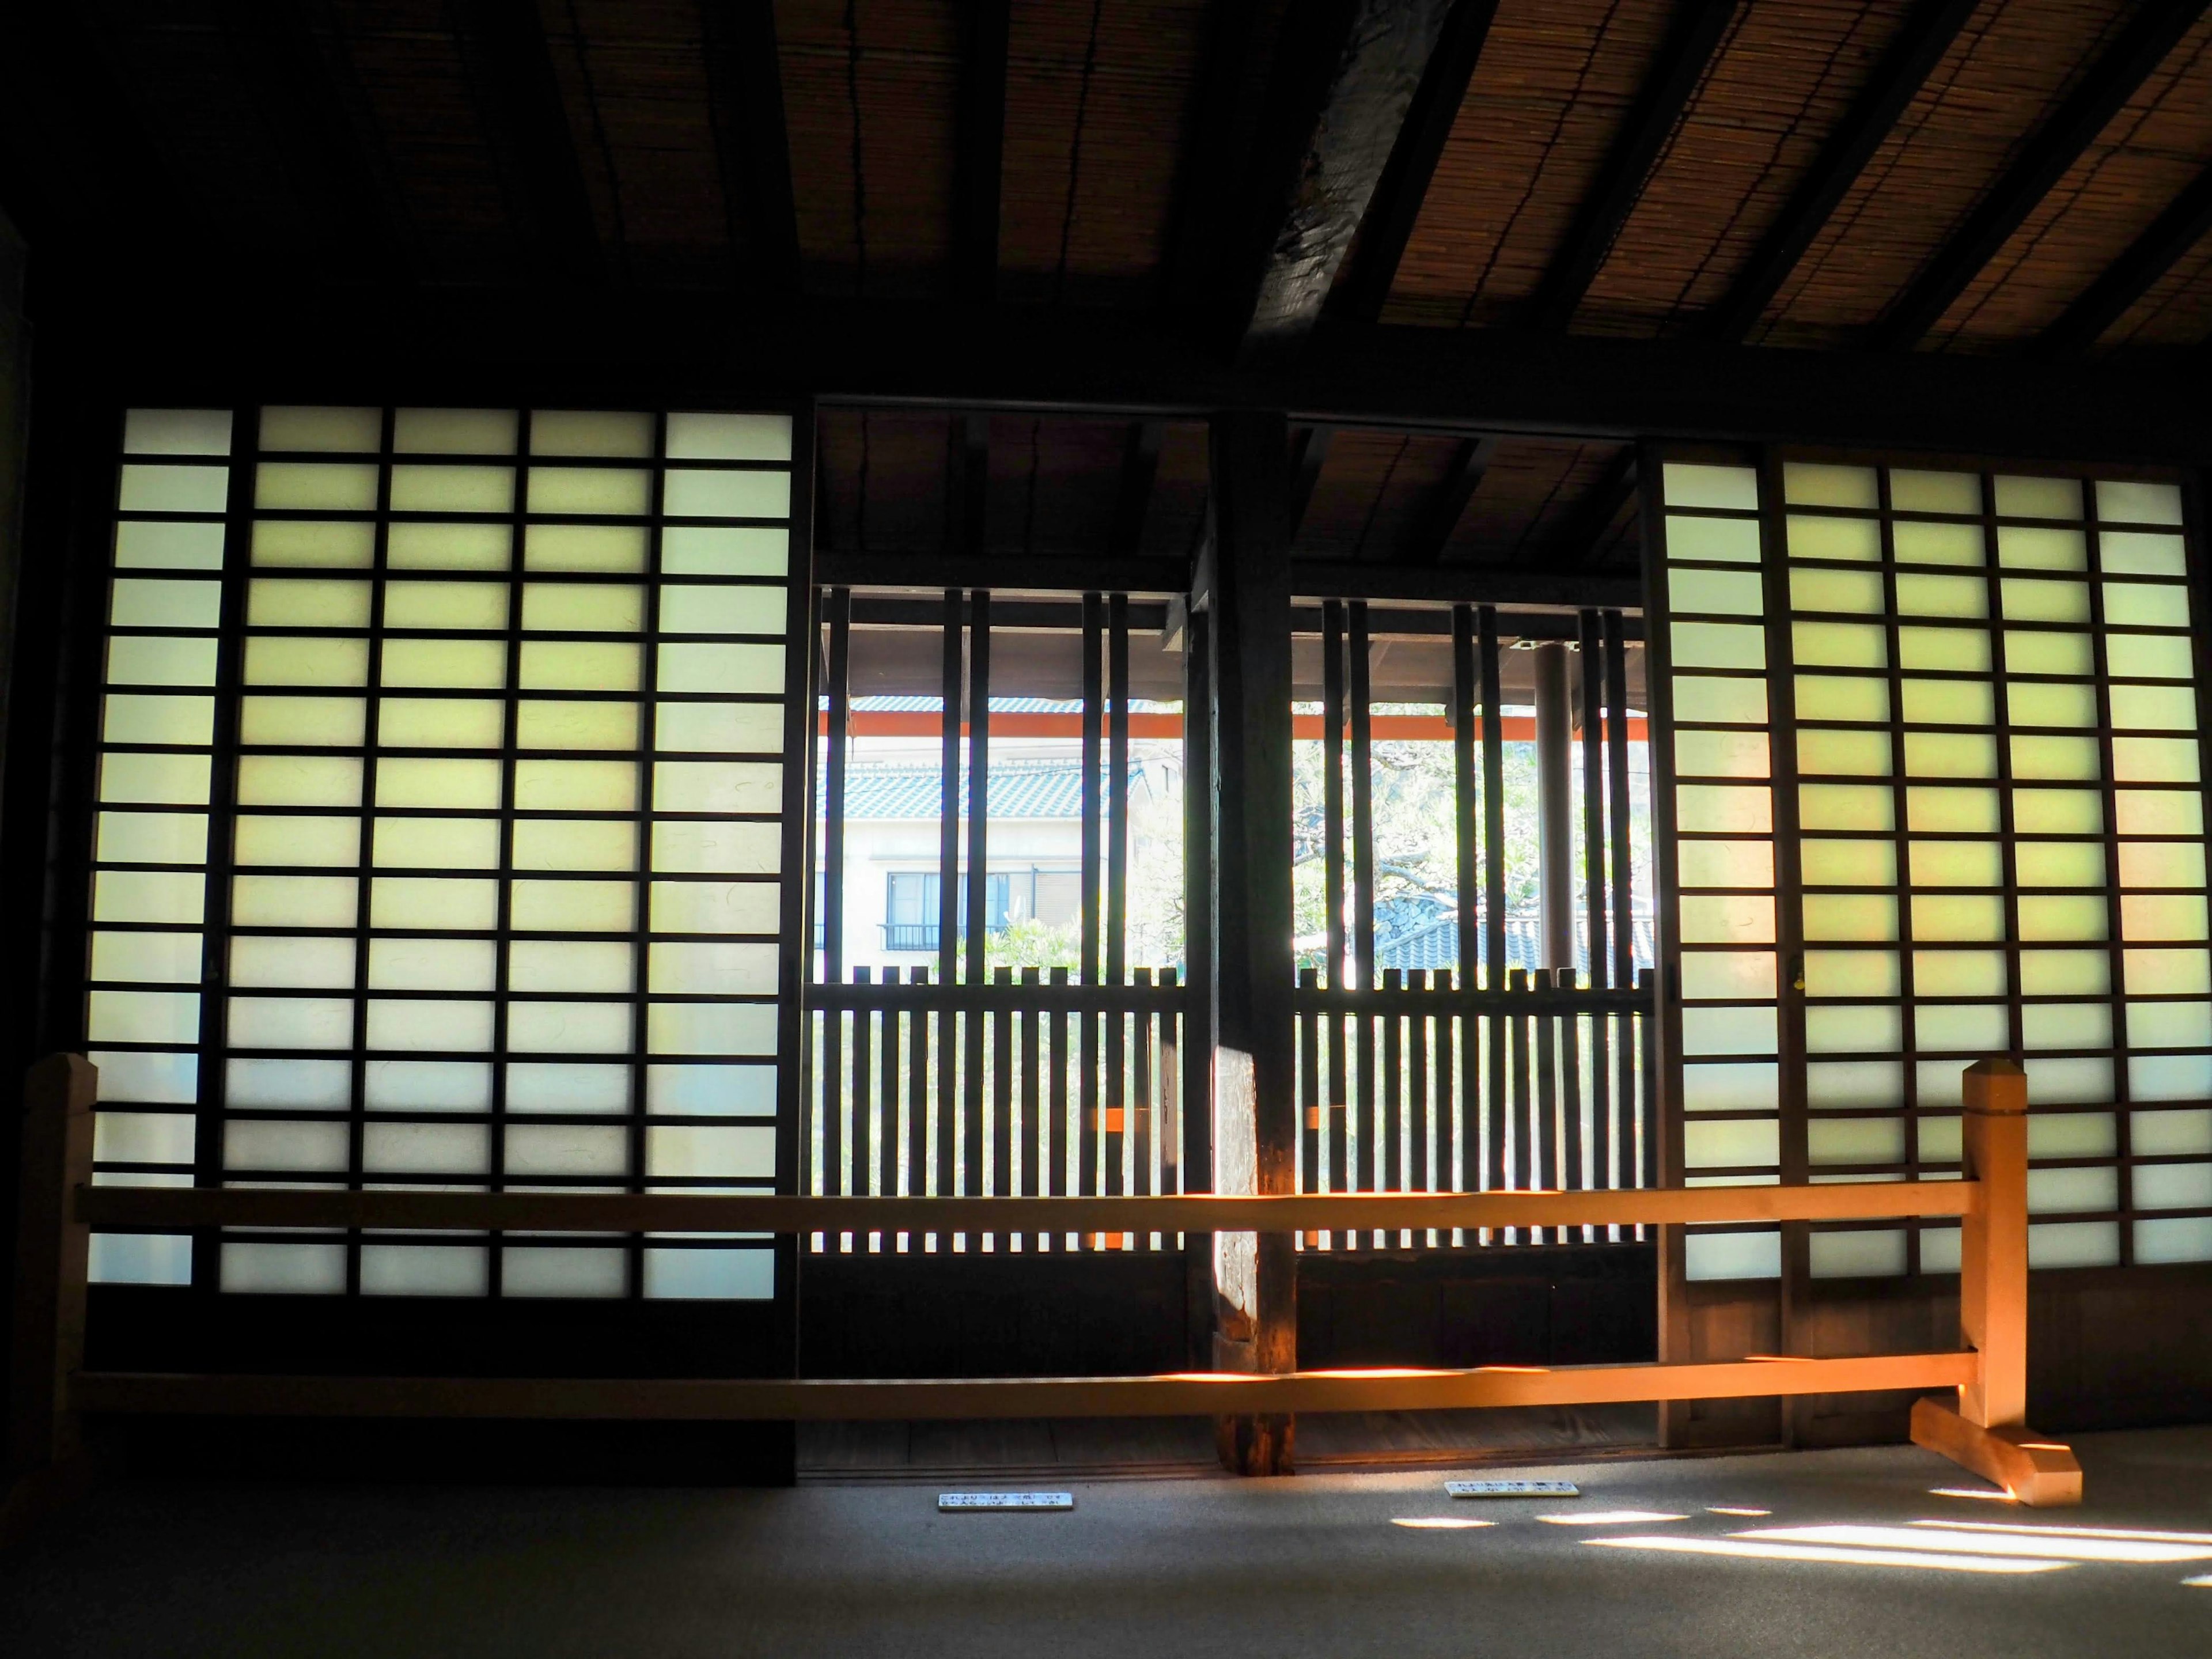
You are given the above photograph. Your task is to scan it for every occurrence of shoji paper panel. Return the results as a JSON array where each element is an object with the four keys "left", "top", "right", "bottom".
[
  {"left": 92, "top": 407, "right": 800, "bottom": 1300},
  {"left": 1661, "top": 462, "right": 1784, "bottom": 1282}
]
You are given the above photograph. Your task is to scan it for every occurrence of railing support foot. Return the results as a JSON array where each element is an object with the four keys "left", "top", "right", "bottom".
[{"left": 1910, "top": 1396, "right": 2081, "bottom": 1507}]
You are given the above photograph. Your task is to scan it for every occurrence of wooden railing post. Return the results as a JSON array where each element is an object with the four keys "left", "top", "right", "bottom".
[
  {"left": 4, "top": 1055, "right": 98, "bottom": 1535},
  {"left": 1909, "top": 1056, "right": 2082, "bottom": 1505},
  {"left": 1957, "top": 1056, "right": 2028, "bottom": 1427}
]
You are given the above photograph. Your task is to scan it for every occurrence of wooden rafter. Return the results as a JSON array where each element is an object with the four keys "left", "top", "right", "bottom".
[
  {"left": 449, "top": 0, "right": 604, "bottom": 287},
  {"left": 1330, "top": 0, "right": 1502, "bottom": 324},
  {"left": 1528, "top": 0, "right": 1744, "bottom": 333},
  {"left": 1552, "top": 449, "right": 1639, "bottom": 569},
  {"left": 1110, "top": 421, "right": 1165, "bottom": 554},
  {"left": 1404, "top": 435, "right": 1497, "bottom": 563},
  {"left": 1870, "top": 0, "right": 2212, "bottom": 351},
  {"left": 953, "top": 0, "right": 1010, "bottom": 305},
  {"left": 1702, "top": 0, "right": 1980, "bottom": 342},
  {"left": 1226, "top": 0, "right": 1459, "bottom": 355},
  {"left": 1287, "top": 424, "right": 1334, "bottom": 542},
  {"left": 2038, "top": 160, "right": 2212, "bottom": 356},
  {"left": 700, "top": 0, "right": 800, "bottom": 296}
]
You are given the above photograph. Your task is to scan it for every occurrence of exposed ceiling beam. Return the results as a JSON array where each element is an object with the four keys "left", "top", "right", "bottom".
[
  {"left": 1225, "top": 0, "right": 1459, "bottom": 356},
  {"left": 1330, "top": 0, "right": 1502, "bottom": 324},
  {"left": 86, "top": 293, "right": 2212, "bottom": 464},
  {"left": 1703, "top": 0, "right": 1980, "bottom": 342},
  {"left": 2037, "top": 160, "right": 2212, "bottom": 357},
  {"left": 700, "top": 0, "right": 801, "bottom": 296},
  {"left": 1287, "top": 424, "right": 1334, "bottom": 543},
  {"left": 1403, "top": 435, "right": 1497, "bottom": 563},
  {"left": 1289, "top": 563, "right": 1642, "bottom": 611},
  {"left": 1552, "top": 450, "right": 1639, "bottom": 570},
  {"left": 953, "top": 0, "right": 1010, "bottom": 306},
  {"left": 1528, "top": 0, "right": 1744, "bottom": 333},
  {"left": 449, "top": 0, "right": 605, "bottom": 287},
  {"left": 1110, "top": 421, "right": 1165, "bottom": 554},
  {"left": 1869, "top": 1, "right": 2212, "bottom": 352},
  {"left": 218, "top": 1, "right": 420, "bottom": 284},
  {"left": 1160, "top": 0, "right": 1266, "bottom": 316}
]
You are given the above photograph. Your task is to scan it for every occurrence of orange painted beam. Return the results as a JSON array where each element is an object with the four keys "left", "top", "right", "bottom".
[{"left": 817, "top": 713, "right": 1648, "bottom": 743}]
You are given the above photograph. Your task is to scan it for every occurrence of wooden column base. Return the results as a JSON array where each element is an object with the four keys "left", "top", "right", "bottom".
[
  {"left": 1216, "top": 1414, "right": 1294, "bottom": 1476},
  {"left": 1910, "top": 1396, "right": 2082, "bottom": 1507}
]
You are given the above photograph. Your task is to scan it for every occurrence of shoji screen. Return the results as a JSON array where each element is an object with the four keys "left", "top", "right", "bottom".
[
  {"left": 1654, "top": 462, "right": 1786, "bottom": 1280},
  {"left": 1657, "top": 452, "right": 2212, "bottom": 1280},
  {"left": 85, "top": 406, "right": 806, "bottom": 1300}
]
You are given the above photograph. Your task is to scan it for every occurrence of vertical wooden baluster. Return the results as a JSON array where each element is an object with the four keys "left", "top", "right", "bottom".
[
  {"left": 1510, "top": 967, "right": 1532, "bottom": 1241},
  {"left": 1021, "top": 966, "right": 1042, "bottom": 1220},
  {"left": 1298, "top": 967, "right": 1320, "bottom": 1244},
  {"left": 1160, "top": 967, "right": 1181, "bottom": 1202},
  {"left": 1559, "top": 971, "right": 1585, "bottom": 1242},
  {"left": 1408, "top": 969, "right": 1430, "bottom": 1245},
  {"left": 851, "top": 969, "right": 874, "bottom": 1236},
  {"left": 937, "top": 593, "right": 963, "bottom": 1224},
  {"left": 1533, "top": 968, "right": 1557, "bottom": 1247},
  {"left": 1135, "top": 967, "right": 1155, "bottom": 1243},
  {"left": 909, "top": 966, "right": 931, "bottom": 1249},
  {"left": 1434, "top": 970, "right": 1457, "bottom": 1241},
  {"left": 1382, "top": 969, "right": 1404, "bottom": 1210},
  {"left": 992, "top": 967, "right": 1013, "bottom": 1245},
  {"left": 1050, "top": 964, "right": 1071, "bottom": 1248}
]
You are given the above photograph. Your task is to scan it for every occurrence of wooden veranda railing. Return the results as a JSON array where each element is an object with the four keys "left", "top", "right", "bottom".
[
  {"left": 1294, "top": 967, "right": 1655, "bottom": 1247},
  {"left": 7, "top": 1056, "right": 2079, "bottom": 1537},
  {"left": 808, "top": 967, "right": 1185, "bottom": 1251}
]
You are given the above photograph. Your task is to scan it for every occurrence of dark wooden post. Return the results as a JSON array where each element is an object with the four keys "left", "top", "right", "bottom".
[
  {"left": 7, "top": 1055, "right": 96, "bottom": 1487},
  {"left": 1206, "top": 411, "right": 1296, "bottom": 1474}
]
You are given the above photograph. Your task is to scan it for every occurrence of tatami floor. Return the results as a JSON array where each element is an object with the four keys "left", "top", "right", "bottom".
[{"left": 7, "top": 1426, "right": 2212, "bottom": 1658}]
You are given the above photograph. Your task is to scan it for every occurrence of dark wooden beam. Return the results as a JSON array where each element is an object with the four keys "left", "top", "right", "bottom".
[
  {"left": 953, "top": 0, "right": 1010, "bottom": 306},
  {"left": 1528, "top": 0, "right": 1744, "bottom": 332},
  {"left": 450, "top": 0, "right": 604, "bottom": 287},
  {"left": 1290, "top": 562, "right": 1641, "bottom": 611},
  {"left": 1206, "top": 408, "right": 1298, "bottom": 1474},
  {"left": 1110, "top": 421, "right": 1165, "bottom": 554},
  {"left": 1402, "top": 435, "right": 1496, "bottom": 562},
  {"left": 1331, "top": 0, "right": 1502, "bottom": 324},
  {"left": 217, "top": 1, "right": 419, "bottom": 283},
  {"left": 81, "top": 291, "right": 2212, "bottom": 463},
  {"left": 1287, "top": 423, "right": 1334, "bottom": 542},
  {"left": 1552, "top": 449, "right": 1639, "bottom": 570},
  {"left": 2037, "top": 160, "right": 2212, "bottom": 357},
  {"left": 1703, "top": 0, "right": 1980, "bottom": 342},
  {"left": 700, "top": 0, "right": 801, "bottom": 296},
  {"left": 1161, "top": 0, "right": 1268, "bottom": 316},
  {"left": 1869, "top": 1, "right": 2212, "bottom": 351},
  {"left": 1226, "top": 0, "right": 1459, "bottom": 355}
]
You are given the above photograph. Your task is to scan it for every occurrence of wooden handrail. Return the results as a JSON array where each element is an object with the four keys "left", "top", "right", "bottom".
[
  {"left": 7, "top": 1054, "right": 2082, "bottom": 1516},
  {"left": 74, "top": 1180, "right": 1978, "bottom": 1236},
  {"left": 73, "top": 1353, "right": 1979, "bottom": 1422}
]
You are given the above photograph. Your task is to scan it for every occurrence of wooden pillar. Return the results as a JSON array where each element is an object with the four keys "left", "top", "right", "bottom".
[
  {"left": 1533, "top": 641, "right": 1573, "bottom": 972},
  {"left": 1206, "top": 410, "right": 1296, "bottom": 1475},
  {"left": 8, "top": 1054, "right": 96, "bottom": 1477}
]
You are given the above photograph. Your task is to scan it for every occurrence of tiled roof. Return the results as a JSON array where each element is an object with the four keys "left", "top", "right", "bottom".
[
  {"left": 827, "top": 760, "right": 1145, "bottom": 822},
  {"left": 1372, "top": 915, "right": 1658, "bottom": 976}
]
